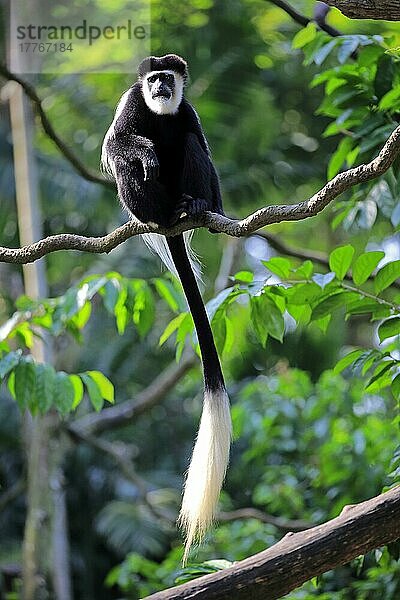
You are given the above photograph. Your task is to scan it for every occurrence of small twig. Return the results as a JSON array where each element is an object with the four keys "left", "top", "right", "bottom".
[
  {"left": 0, "top": 63, "right": 113, "bottom": 188},
  {"left": 68, "top": 427, "right": 176, "bottom": 522},
  {"left": 267, "top": 0, "right": 341, "bottom": 37},
  {"left": 1, "top": 124, "right": 400, "bottom": 264},
  {"left": 219, "top": 508, "right": 312, "bottom": 532},
  {"left": 0, "top": 478, "right": 25, "bottom": 512},
  {"left": 70, "top": 352, "right": 197, "bottom": 436}
]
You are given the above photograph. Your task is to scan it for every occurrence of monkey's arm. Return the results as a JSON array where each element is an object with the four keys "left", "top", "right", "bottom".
[
  {"left": 103, "top": 86, "right": 159, "bottom": 181},
  {"left": 104, "top": 133, "right": 159, "bottom": 181},
  {"left": 181, "top": 100, "right": 224, "bottom": 215}
]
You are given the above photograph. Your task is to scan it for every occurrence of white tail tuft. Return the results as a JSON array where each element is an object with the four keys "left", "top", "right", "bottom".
[
  {"left": 142, "top": 232, "right": 202, "bottom": 282},
  {"left": 179, "top": 388, "right": 231, "bottom": 565}
]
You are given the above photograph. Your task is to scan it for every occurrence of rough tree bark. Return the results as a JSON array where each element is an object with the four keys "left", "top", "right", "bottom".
[
  {"left": 145, "top": 486, "right": 400, "bottom": 600},
  {"left": 324, "top": 0, "right": 400, "bottom": 20}
]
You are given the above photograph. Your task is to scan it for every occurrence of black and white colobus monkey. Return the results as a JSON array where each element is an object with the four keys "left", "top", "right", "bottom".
[{"left": 101, "top": 54, "right": 231, "bottom": 561}]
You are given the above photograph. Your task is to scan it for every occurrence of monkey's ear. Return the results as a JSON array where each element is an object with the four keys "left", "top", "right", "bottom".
[{"left": 138, "top": 55, "right": 157, "bottom": 79}]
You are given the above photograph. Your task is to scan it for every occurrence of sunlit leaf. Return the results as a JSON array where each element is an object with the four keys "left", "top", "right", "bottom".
[
  {"left": 334, "top": 349, "right": 364, "bottom": 374},
  {"left": 329, "top": 245, "right": 355, "bottom": 281},
  {"left": 81, "top": 373, "right": 104, "bottom": 412},
  {"left": 14, "top": 359, "right": 36, "bottom": 412},
  {"left": 292, "top": 22, "right": 317, "bottom": 49},
  {"left": 262, "top": 257, "right": 291, "bottom": 279},
  {"left": 352, "top": 251, "right": 385, "bottom": 285},
  {"left": 378, "top": 317, "right": 400, "bottom": 343},
  {"left": 374, "top": 260, "right": 400, "bottom": 294},
  {"left": 86, "top": 371, "right": 114, "bottom": 403}
]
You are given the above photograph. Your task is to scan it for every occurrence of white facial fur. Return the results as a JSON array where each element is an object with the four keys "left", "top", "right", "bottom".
[{"left": 143, "top": 70, "right": 184, "bottom": 115}]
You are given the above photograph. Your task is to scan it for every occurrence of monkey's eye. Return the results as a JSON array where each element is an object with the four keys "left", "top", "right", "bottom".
[{"left": 148, "top": 74, "right": 157, "bottom": 83}]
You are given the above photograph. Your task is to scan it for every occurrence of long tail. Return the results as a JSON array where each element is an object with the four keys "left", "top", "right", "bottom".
[{"left": 163, "top": 234, "right": 232, "bottom": 564}]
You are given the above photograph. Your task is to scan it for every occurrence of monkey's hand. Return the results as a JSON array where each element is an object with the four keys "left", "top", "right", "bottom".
[
  {"left": 170, "top": 194, "right": 212, "bottom": 225},
  {"left": 142, "top": 151, "right": 160, "bottom": 181}
]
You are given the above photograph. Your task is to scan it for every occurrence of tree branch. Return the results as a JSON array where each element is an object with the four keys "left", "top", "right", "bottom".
[
  {"left": 145, "top": 486, "right": 400, "bottom": 600},
  {"left": 0, "top": 63, "right": 113, "bottom": 188},
  {"left": 70, "top": 352, "right": 197, "bottom": 436},
  {"left": 0, "top": 478, "right": 25, "bottom": 512},
  {"left": 267, "top": 0, "right": 341, "bottom": 37},
  {"left": 218, "top": 508, "right": 311, "bottom": 532},
  {"left": 1, "top": 124, "right": 400, "bottom": 264},
  {"left": 324, "top": 0, "right": 400, "bottom": 21}
]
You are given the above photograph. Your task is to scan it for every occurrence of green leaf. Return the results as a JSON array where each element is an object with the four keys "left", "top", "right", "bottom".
[
  {"left": 14, "top": 359, "right": 36, "bottom": 412},
  {"left": 294, "top": 260, "right": 314, "bottom": 279},
  {"left": 292, "top": 22, "right": 317, "bottom": 49},
  {"left": 374, "top": 260, "right": 400, "bottom": 294},
  {"left": 72, "top": 302, "right": 92, "bottom": 330},
  {"left": 286, "top": 282, "right": 322, "bottom": 305},
  {"left": 33, "top": 363, "right": 56, "bottom": 414},
  {"left": 206, "top": 288, "right": 243, "bottom": 321},
  {"left": 251, "top": 294, "right": 284, "bottom": 345},
  {"left": 132, "top": 282, "right": 154, "bottom": 337},
  {"left": 262, "top": 257, "right": 292, "bottom": 279},
  {"left": 54, "top": 372, "right": 75, "bottom": 416},
  {"left": 392, "top": 373, "right": 400, "bottom": 400},
  {"left": 81, "top": 373, "right": 104, "bottom": 412},
  {"left": 0, "top": 350, "right": 22, "bottom": 379},
  {"left": 352, "top": 251, "right": 384, "bottom": 286},
  {"left": 329, "top": 245, "right": 355, "bottom": 281},
  {"left": 86, "top": 371, "right": 114, "bottom": 403},
  {"left": 175, "top": 313, "right": 194, "bottom": 361},
  {"left": 379, "top": 86, "right": 400, "bottom": 111},
  {"left": 8, "top": 371, "right": 15, "bottom": 399},
  {"left": 313, "top": 314, "right": 331, "bottom": 333},
  {"left": 69, "top": 374, "right": 84, "bottom": 409},
  {"left": 116, "top": 306, "right": 128, "bottom": 335},
  {"left": 159, "top": 313, "right": 188, "bottom": 346},
  {"left": 153, "top": 279, "right": 180, "bottom": 312},
  {"left": 311, "top": 291, "right": 350, "bottom": 320},
  {"left": 346, "top": 300, "right": 382, "bottom": 316},
  {"left": 334, "top": 349, "right": 364, "bottom": 374},
  {"left": 234, "top": 271, "right": 254, "bottom": 283},
  {"left": 378, "top": 317, "right": 400, "bottom": 343},
  {"left": 223, "top": 316, "right": 235, "bottom": 355},
  {"left": 366, "top": 362, "right": 394, "bottom": 391},
  {"left": 101, "top": 279, "right": 121, "bottom": 314}
]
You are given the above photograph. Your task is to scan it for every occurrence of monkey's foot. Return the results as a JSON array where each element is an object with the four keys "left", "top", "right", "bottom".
[{"left": 170, "top": 194, "right": 211, "bottom": 225}]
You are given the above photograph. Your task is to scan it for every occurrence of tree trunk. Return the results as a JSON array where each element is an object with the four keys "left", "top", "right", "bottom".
[
  {"left": 325, "top": 0, "right": 400, "bottom": 20},
  {"left": 7, "top": 82, "right": 72, "bottom": 600}
]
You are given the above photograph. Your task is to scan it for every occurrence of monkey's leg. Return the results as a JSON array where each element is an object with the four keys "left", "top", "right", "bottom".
[{"left": 114, "top": 158, "right": 171, "bottom": 226}]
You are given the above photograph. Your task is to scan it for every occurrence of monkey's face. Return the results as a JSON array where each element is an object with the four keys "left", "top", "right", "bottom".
[{"left": 142, "top": 70, "right": 184, "bottom": 115}]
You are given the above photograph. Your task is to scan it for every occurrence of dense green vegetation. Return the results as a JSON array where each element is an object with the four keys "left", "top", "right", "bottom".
[{"left": 1, "top": 1, "right": 400, "bottom": 598}]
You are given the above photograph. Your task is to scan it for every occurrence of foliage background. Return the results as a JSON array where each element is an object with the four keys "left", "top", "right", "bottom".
[{"left": 1, "top": 0, "right": 400, "bottom": 598}]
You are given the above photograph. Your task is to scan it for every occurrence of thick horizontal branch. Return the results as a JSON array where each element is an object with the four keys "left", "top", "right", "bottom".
[
  {"left": 324, "top": 0, "right": 400, "bottom": 20},
  {"left": 0, "top": 63, "right": 113, "bottom": 188},
  {"left": 1, "top": 124, "right": 400, "bottom": 264},
  {"left": 146, "top": 486, "right": 400, "bottom": 600}
]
